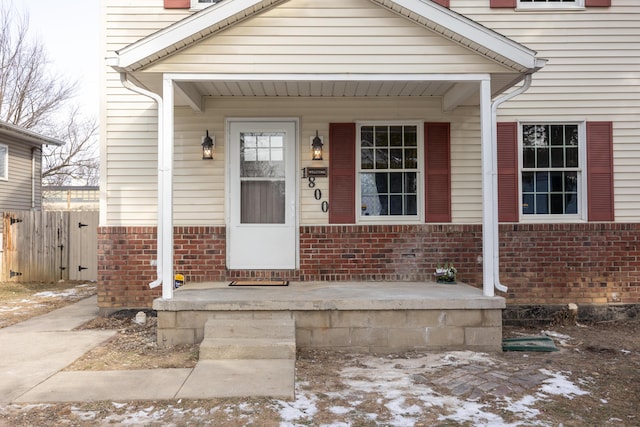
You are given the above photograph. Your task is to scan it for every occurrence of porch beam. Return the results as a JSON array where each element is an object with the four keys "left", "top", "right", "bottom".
[
  {"left": 175, "top": 81, "right": 204, "bottom": 113},
  {"left": 442, "top": 82, "right": 478, "bottom": 112},
  {"left": 163, "top": 73, "right": 493, "bottom": 83},
  {"left": 161, "top": 76, "right": 175, "bottom": 300}
]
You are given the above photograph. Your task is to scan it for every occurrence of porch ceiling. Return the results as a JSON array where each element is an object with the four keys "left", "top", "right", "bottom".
[
  {"left": 192, "top": 79, "right": 454, "bottom": 97},
  {"left": 130, "top": 73, "right": 520, "bottom": 111}
]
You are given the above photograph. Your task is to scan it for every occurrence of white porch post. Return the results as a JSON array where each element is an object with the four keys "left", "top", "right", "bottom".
[
  {"left": 161, "top": 76, "right": 175, "bottom": 300},
  {"left": 480, "top": 78, "right": 495, "bottom": 297}
]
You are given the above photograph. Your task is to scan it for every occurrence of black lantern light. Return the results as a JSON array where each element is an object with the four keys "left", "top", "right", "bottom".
[
  {"left": 202, "top": 130, "right": 214, "bottom": 160},
  {"left": 311, "top": 130, "right": 323, "bottom": 161}
]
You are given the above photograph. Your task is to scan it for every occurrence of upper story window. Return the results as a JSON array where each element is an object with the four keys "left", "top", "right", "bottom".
[
  {"left": 518, "top": 0, "right": 585, "bottom": 9},
  {"left": 520, "top": 123, "right": 586, "bottom": 219},
  {"left": 0, "top": 144, "right": 7, "bottom": 181},
  {"left": 357, "top": 124, "right": 421, "bottom": 221},
  {"left": 191, "top": 0, "right": 222, "bottom": 10}
]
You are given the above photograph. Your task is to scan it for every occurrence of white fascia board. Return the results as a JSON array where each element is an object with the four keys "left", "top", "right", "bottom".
[
  {"left": 115, "top": 0, "right": 282, "bottom": 70},
  {"left": 372, "top": 0, "right": 543, "bottom": 71},
  {"left": 0, "top": 122, "right": 64, "bottom": 146}
]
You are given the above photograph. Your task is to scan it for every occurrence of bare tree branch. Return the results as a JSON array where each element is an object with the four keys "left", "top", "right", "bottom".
[{"left": 0, "top": 2, "right": 98, "bottom": 186}]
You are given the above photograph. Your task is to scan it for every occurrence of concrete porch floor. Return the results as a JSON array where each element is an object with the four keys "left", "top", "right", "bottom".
[{"left": 153, "top": 281, "right": 506, "bottom": 352}]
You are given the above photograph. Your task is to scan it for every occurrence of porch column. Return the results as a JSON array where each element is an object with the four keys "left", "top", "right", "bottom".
[
  {"left": 480, "top": 77, "right": 495, "bottom": 297},
  {"left": 161, "top": 76, "right": 175, "bottom": 300}
]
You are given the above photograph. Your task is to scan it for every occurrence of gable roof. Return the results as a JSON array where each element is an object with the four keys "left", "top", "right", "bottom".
[
  {"left": 0, "top": 121, "right": 64, "bottom": 147},
  {"left": 108, "top": 0, "right": 545, "bottom": 74}
]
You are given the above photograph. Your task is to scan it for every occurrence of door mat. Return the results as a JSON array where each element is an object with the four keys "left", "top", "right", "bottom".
[
  {"left": 229, "top": 280, "right": 289, "bottom": 287},
  {"left": 502, "top": 336, "right": 559, "bottom": 352}
]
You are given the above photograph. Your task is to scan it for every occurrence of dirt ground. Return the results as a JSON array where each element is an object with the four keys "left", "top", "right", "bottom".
[{"left": 0, "top": 282, "right": 639, "bottom": 426}]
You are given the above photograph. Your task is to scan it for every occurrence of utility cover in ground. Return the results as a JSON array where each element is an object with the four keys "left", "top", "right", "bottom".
[{"left": 502, "top": 336, "right": 559, "bottom": 352}]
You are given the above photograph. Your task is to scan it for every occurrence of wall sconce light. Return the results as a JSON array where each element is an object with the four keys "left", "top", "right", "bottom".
[
  {"left": 201, "top": 130, "right": 214, "bottom": 160},
  {"left": 311, "top": 130, "right": 323, "bottom": 161}
]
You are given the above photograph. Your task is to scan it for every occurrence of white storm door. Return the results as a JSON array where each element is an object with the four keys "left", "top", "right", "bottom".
[{"left": 228, "top": 120, "right": 297, "bottom": 269}]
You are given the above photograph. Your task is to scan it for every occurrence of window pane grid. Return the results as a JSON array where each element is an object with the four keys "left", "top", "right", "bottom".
[
  {"left": 360, "top": 125, "right": 418, "bottom": 217},
  {"left": 522, "top": 124, "right": 580, "bottom": 216}
]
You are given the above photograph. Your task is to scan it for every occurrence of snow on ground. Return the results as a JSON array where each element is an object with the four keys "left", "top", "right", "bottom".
[{"left": 1, "top": 351, "right": 590, "bottom": 426}]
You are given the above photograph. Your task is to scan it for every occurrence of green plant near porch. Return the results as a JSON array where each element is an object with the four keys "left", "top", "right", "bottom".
[{"left": 435, "top": 263, "right": 457, "bottom": 283}]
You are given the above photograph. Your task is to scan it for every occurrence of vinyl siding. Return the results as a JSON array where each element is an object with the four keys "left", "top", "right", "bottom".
[
  {"left": 0, "top": 139, "right": 41, "bottom": 212},
  {"left": 451, "top": 0, "right": 640, "bottom": 221},
  {"left": 174, "top": 98, "right": 481, "bottom": 225},
  {"left": 145, "top": 0, "right": 510, "bottom": 75},
  {"left": 106, "top": 96, "right": 482, "bottom": 226},
  {"left": 102, "top": 0, "right": 639, "bottom": 226}
]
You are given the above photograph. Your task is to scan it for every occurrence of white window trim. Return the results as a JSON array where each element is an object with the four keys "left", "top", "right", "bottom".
[
  {"left": 517, "top": 0, "right": 585, "bottom": 11},
  {"left": 0, "top": 144, "right": 7, "bottom": 181},
  {"left": 355, "top": 121, "right": 424, "bottom": 224},
  {"left": 518, "top": 121, "right": 587, "bottom": 223},
  {"left": 190, "top": 0, "right": 220, "bottom": 10}
]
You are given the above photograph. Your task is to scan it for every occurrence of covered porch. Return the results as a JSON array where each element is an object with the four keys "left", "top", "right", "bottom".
[
  {"left": 102, "top": 0, "right": 546, "bottom": 350},
  {"left": 154, "top": 280, "right": 504, "bottom": 352}
]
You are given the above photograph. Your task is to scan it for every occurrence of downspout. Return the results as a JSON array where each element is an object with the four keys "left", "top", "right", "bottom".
[
  {"left": 490, "top": 73, "right": 533, "bottom": 293},
  {"left": 31, "top": 147, "right": 37, "bottom": 209},
  {"left": 119, "top": 73, "right": 164, "bottom": 289}
]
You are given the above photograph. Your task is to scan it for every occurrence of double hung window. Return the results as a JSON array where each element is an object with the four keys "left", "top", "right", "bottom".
[
  {"left": 358, "top": 124, "right": 421, "bottom": 221},
  {"left": 520, "top": 123, "right": 584, "bottom": 218}
]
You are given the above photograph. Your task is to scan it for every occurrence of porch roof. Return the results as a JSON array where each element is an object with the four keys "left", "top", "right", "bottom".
[{"left": 107, "top": 0, "right": 546, "bottom": 108}]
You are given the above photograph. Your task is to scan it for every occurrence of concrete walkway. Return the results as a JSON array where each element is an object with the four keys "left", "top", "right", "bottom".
[{"left": 1, "top": 296, "right": 293, "bottom": 404}]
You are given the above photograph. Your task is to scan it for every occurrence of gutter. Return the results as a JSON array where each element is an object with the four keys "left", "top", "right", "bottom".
[
  {"left": 118, "top": 73, "right": 164, "bottom": 290},
  {"left": 489, "top": 73, "right": 533, "bottom": 293}
]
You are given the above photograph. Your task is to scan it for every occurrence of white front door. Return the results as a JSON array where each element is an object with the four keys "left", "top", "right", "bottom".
[{"left": 227, "top": 120, "right": 298, "bottom": 269}]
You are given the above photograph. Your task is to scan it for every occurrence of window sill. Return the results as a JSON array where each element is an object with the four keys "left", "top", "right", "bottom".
[
  {"left": 520, "top": 216, "right": 586, "bottom": 224},
  {"left": 516, "top": 6, "right": 586, "bottom": 12}
]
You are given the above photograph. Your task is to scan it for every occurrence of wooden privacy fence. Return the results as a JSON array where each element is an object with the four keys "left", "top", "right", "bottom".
[{"left": 2, "top": 210, "right": 98, "bottom": 282}]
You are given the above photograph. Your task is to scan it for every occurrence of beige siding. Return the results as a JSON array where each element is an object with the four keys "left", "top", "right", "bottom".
[
  {"left": 103, "top": 0, "right": 639, "bottom": 226},
  {"left": 173, "top": 97, "right": 481, "bottom": 225},
  {"left": 145, "top": 0, "right": 509, "bottom": 75},
  {"left": 451, "top": 0, "right": 640, "bottom": 222}
]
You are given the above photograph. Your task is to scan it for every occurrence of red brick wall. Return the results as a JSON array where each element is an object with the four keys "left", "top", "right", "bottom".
[{"left": 98, "top": 223, "right": 639, "bottom": 310}]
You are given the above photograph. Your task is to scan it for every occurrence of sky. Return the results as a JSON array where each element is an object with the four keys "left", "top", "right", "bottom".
[{"left": 10, "top": 0, "right": 101, "bottom": 118}]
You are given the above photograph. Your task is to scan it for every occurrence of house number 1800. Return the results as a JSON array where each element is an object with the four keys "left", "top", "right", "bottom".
[{"left": 307, "top": 177, "right": 328, "bottom": 213}]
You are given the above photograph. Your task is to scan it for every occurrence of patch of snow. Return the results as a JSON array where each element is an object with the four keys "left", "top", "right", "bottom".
[
  {"left": 329, "top": 406, "right": 351, "bottom": 415},
  {"left": 538, "top": 369, "right": 588, "bottom": 399},
  {"left": 277, "top": 385, "right": 318, "bottom": 425},
  {"left": 541, "top": 330, "right": 572, "bottom": 341},
  {"left": 70, "top": 406, "right": 97, "bottom": 421},
  {"left": 33, "top": 289, "right": 78, "bottom": 298}
]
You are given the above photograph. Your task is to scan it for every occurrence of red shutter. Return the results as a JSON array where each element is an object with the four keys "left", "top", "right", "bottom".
[
  {"left": 164, "top": 0, "right": 190, "bottom": 8},
  {"left": 432, "top": 0, "right": 450, "bottom": 7},
  {"left": 490, "top": 0, "right": 516, "bottom": 7},
  {"left": 329, "top": 123, "right": 356, "bottom": 224},
  {"left": 587, "top": 121, "right": 614, "bottom": 221},
  {"left": 585, "top": 0, "right": 611, "bottom": 6},
  {"left": 424, "top": 123, "right": 451, "bottom": 223},
  {"left": 497, "top": 122, "right": 519, "bottom": 222}
]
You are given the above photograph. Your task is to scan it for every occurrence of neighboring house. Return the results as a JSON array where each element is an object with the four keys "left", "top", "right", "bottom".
[
  {"left": 0, "top": 121, "right": 64, "bottom": 279},
  {"left": 0, "top": 121, "right": 64, "bottom": 217},
  {"left": 101, "top": 0, "right": 638, "bottom": 314},
  {"left": 0, "top": 121, "right": 64, "bottom": 229}
]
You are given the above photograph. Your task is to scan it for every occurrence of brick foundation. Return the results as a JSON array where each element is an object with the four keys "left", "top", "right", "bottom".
[{"left": 98, "top": 223, "right": 640, "bottom": 311}]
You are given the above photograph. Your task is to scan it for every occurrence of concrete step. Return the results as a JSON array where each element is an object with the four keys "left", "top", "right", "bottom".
[
  {"left": 200, "top": 338, "right": 296, "bottom": 360},
  {"left": 203, "top": 316, "right": 294, "bottom": 340},
  {"left": 200, "top": 315, "right": 296, "bottom": 361}
]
